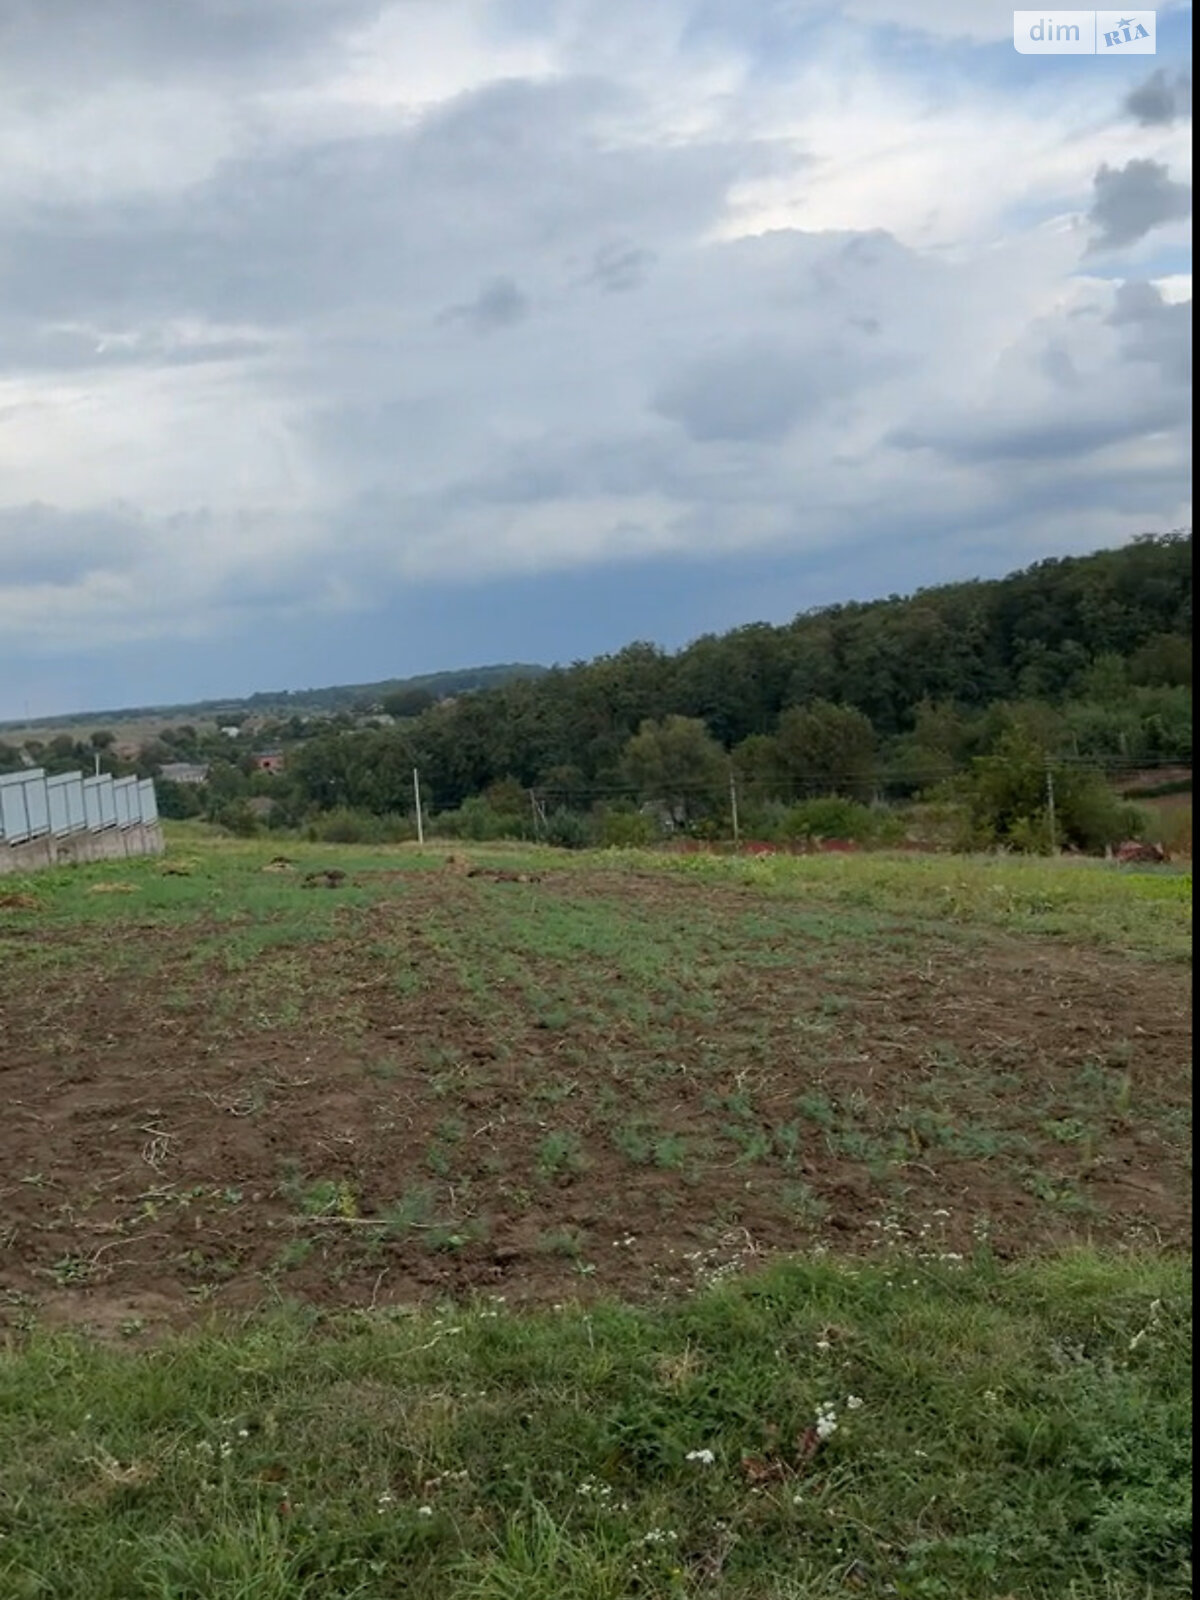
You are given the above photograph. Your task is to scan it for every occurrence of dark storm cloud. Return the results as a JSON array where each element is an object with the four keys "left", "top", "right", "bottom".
[
  {"left": 1123, "top": 70, "right": 1193, "bottom": 127},
  {"left": 1088, "top": 159, "right": 1192, "bottom": 250}
]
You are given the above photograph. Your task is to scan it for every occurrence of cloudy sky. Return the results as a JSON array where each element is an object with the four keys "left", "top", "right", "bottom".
[{"left": 0, "top": 0, "right": 1191, "bottom": 718}]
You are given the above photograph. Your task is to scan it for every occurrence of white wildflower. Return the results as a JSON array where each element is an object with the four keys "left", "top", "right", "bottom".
[
  {"left": 845, "top": 1395, "right": 864, "bottom": 1411},
  {"left": 815, "top": 1403, "right": 839, "bottom": 1440},
  {"left": 417, "top": 1505, "right": 434, "bottom": 1518},
  {"left": 685, "top": 1448, "right": 715, "bottom": 1465}
]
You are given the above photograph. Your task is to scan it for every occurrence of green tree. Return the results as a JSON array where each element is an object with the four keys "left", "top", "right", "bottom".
[
  {"left": 951, "top": 725, "right": 1138, "bottom": 853},
  {"left": 732, "top": 733, "right": 787, "bottom": 802},
  {"left": 775, "top": 701, "right": 876, "bottom": 800},
  {"left": 888, "top": 698, "right": 972, "bottom": 793},
  {"left": 382, "top": 687, "right": 436, "bottom": 719},
  {"left": 621, "top": 716, "right": 726, "bottom": 826}
]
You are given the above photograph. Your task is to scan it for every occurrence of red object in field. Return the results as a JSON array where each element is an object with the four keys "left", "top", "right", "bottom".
[
  {"left": 741, "top": 841, "right": 777, "bottom": 855},
  {"left": 816, "top": 838, "right": 859, "bottom": 853},
  {"left": 1115, "top": 839, "right": 1167, "bottom": 864}
]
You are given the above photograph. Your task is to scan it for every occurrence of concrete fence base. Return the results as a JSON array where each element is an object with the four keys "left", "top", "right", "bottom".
[{"left": 0, "top": 822, "right": 165, "bottom": 876}]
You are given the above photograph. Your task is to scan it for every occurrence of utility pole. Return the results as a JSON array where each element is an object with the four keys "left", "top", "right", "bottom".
[
  {"left": 412, "top": 767, "right": 425, "bottom": 846},
  {"left": 729, "top": 766, "right": 740, "bottom": 849},
  {"left": 529, "top": 788, "right": 541, "bottom": 840},
  {"left": 1045, "top": 759, "right": 1057, "bottom": 853}
]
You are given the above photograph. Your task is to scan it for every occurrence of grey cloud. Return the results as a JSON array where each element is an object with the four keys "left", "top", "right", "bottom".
[
  {"left": 0, "top": 0, "right": 382, "bottom": 84},
  {"left": 0, "top": 78, "right": 774, "bottom": 329},
  {"left": 652, "top": 342, "right": 855, "bottom": 442},
  {"left": 585, "top": 243, "right": 657, "bottom": 293},
  {"left": 1039, "top": 346, "right": 1081, "bottom": 388},
  {"left": 438, "top": 277, "right": 530, "bottom": 333},
  {"left": 1089, "top": 159, "right": 1191, "bottom": 250},
  {"left": 0, "top": 503, "right": 152, "bottom": 586},
  {"left": 1109, "top": 280, "right": 1193, "bottom": 386},
  {"left": 0, "top": 319, "right": 269, "bottom": 376},
  {"left": 892, "top": 407, "right": 1184, "bottom": 466},
  {"left": 1123, "top": 70, "right": 1193, "bottom": 126}
]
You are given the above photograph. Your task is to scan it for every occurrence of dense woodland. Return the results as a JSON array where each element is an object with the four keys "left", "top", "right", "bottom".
[{"left": 4, "top": 533, "right": 1191, "bottom": 852}]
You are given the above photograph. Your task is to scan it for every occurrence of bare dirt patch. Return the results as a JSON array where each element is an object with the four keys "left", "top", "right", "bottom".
[{"left": 0, "top": 867, "right": 1190, "bottom": 1333}]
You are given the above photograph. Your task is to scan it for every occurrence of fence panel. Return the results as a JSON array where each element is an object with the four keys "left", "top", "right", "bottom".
[
  {"left": 66, "top": 774, "right": 87, "bottom": 833},
  {"left": 47, "top": 773, "right": 75, "bottom": 837},
  {"left": 138, "top": 778, "right": 159, "bottom": 825},
  {"left": 98, "top": 775, "right": 117, "bottom": 830},
  {"left": 83, "top": 775, "right": 106, "bottom": 831},
  {"left": 0, "top": 770, "right": 36, "bottom": 843},
  {"left": 114, "top": 776, "right": 138, "bottom": 828},
  {"left": 3, "top": 769, "right": 159, "bottom": 848}
]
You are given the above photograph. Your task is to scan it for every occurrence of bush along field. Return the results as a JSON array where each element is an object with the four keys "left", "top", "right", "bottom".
[{"left": 0, "top": 833, "right": 1191, "bottom": 1598}]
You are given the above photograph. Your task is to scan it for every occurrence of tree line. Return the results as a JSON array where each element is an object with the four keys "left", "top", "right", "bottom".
[
  {"left": 9, "top": 532, "right": 1184, "bottom": 854},
  {"left": 273, "top": 531, "right": 1190, "bottom": 844}
]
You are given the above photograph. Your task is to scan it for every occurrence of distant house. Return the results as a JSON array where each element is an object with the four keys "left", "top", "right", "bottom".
[
  {"left": 160, "top": 762, "right": 209, "bottom": 785},
  {"left": 254, "top": 751, "right": 286, "bottom": 775}
]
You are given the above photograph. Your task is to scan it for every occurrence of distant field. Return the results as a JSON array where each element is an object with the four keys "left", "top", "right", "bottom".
[
  {"left": 0, "top": 715, "right": 221, "bottom": 749},
  {"left": 0, "top": 836, "right": 1191, "bottom": 1597}
]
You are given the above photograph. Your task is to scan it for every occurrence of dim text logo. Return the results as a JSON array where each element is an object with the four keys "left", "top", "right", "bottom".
[{"left": 1013, "top": 11, "right": 1156, "bottom": 53}]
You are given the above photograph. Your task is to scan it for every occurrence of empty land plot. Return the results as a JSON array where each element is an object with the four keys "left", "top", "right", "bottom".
[
  {"left": 0, "top": 838, "right": 1191, "bottom": 1599},
  {"left": 0, "top": 839, "right": 1190, "bottom": 1327}
]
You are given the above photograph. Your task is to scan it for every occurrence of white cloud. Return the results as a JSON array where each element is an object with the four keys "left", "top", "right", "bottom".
[{"left": 1152, "top": 272, "right": 1193, "bottom": 301}]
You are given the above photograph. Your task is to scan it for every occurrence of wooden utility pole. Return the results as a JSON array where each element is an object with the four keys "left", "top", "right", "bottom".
[
  {"left": 729, "top": 766, "right": 740, "bottom": 848},
  {"left": 412, "top": 768, "right": 425, "bottom": 846},
  {"left": 1045, "top": 759, "right": 1057, "bottom": 853}
]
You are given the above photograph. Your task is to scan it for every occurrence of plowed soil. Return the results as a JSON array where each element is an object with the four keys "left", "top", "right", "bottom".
[{"left": 0, "top": 859, "right": 1190, "bottom": 1335}]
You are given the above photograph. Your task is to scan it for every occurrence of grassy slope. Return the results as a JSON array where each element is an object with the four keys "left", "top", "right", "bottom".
[
  {"left": 1, "top": 1254, "right": 1190, "bottom": 1600},
  {"left": 0, "top": 836, "right": 1191, "bottom": 1598}
]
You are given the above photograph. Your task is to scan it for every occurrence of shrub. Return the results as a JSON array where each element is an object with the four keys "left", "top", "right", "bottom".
[
  {"left": 597, "top": 810, "right": 659, "bottom": 848},
  {"left": 543, "top": 809, "right": 591, "bottom": 850},
  {"left": 306, "top": 808, "right": 414, "bottom": 844},
  {"left": 215, "top": 801, "right": 259, "bottom": 837},
  {"left": 779, "top": 796, "right": 877, "bottom": 842},
  {"left": 433, "top": 797, "right": 531, "bottom": 842}
]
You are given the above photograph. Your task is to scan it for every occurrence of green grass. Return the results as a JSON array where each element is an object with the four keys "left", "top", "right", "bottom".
[
  {"left": 0, "top": 1252, "right": 1190, "bottom": 1599},
  {"left": 647, "top": 849, "right": 1192, "bottom": 963}
]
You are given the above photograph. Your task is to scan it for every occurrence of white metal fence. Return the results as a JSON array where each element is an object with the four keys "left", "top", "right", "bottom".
[{"left": 0, "top": 768, "right": 159, "bottom": 846}]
